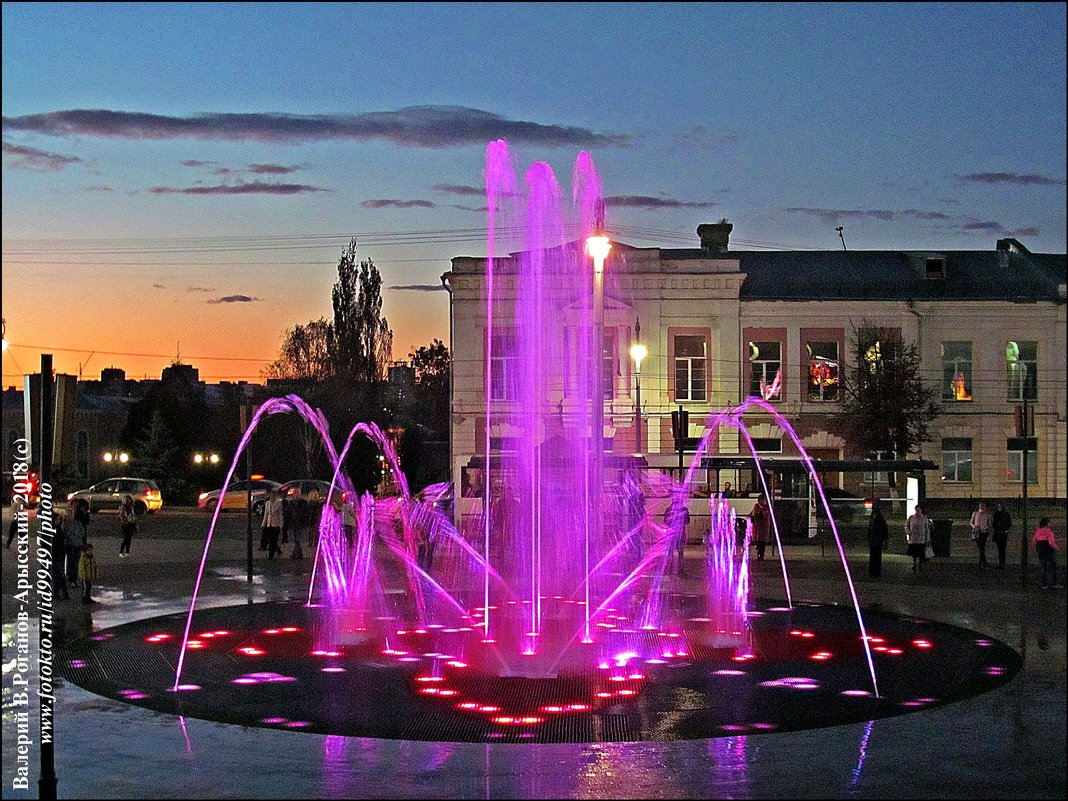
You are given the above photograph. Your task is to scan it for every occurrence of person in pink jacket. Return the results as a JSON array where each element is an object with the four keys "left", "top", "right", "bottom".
[{"left": 1031, "top": 518, "right": 1059, "bottom": 590}]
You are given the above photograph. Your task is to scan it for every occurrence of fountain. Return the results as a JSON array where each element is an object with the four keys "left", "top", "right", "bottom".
[{"left": 59, "top": 143, "right": 1021, "bottom": 743}]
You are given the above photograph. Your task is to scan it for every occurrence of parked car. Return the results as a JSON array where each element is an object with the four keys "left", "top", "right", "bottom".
[
  {"left": 67, "top": 477, "right": 163, "bottom": 515},
  {"left": 278, "top": 479, "right": 336, "bottom": 503},
  {"left": 197, "top": 479, "right": 280, "bottom": 516}
]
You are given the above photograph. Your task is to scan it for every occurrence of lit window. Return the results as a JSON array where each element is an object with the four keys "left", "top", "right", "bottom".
[
  {"left": 1006, "top": 341, "right": 1037, "bottom": 402},
  {"left": 940, "top": 438, "right": 972, "bottom": 483},
  {"left": 941, "top": 342, "right": 973, "bottom": 401},
  {"left": 674, "top": 335, "right": 707, "bottom": 402},
  {"left": 748, "top": 341, "right": 782, "bottom": 401},
  {"left": 806, "top": 342, "right": 839, "bottom": 402}
]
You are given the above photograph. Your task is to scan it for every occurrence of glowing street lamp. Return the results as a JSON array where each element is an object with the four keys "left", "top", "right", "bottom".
[{"left": 630, "top": 339, "right": 647, "bottom": 453}]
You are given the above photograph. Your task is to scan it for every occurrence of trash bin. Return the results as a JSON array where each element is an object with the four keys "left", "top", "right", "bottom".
[{"left": 931, "top": 519, "right": 952, "bottom": 558}]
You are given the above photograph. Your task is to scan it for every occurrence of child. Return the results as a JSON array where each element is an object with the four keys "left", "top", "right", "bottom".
[
  {"left": 78, "top": 542, "right": 99, "bottom": 604},
  {"left": 1032, "top": 518, "right": 1059, "bottom": 590}
]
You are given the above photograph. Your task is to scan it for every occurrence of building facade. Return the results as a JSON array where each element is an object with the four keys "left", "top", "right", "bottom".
[{"left": 444, "top": 228, "right": 1066, "bottom": 511}]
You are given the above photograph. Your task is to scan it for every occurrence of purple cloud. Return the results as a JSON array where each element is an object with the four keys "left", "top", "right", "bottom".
[
  {"left": 186, "top": 286, "right": 216, "bottom": 293},
  {"left": 179, "top": 159, "right": 217, "bottom": 168},
  {"left": 957, "top": 172, "right": 1065, "bottom": 186},
  {"left": 605, "top": 195, "right": 717, "bottom": 210},
  {"left": 961, "top": 220, "right": 1040, "bottom": 237},
  {"left": 85, "top": 184, "right": 114, "bottom": 192},
  {"left": 361, "top": 199, "right": 435, "bottom": 209},
  {"left": 150, "top": 181, "right": 329, "bottom": 195},
  {"left": 152, "top": 283, "right": 167, "bottom": 289},
  {"left": 433, "top": 183, "right": 483, "bottom": 196},
  {"left": 2, "top": 140, "right": 83, "bottom": 171},
  {"left": 207, "top": 294, "right": 260, "bottom": 304},
  {"left": 3, "top": 106, "right": 628, "bottom": 148},
  {"left": 389, "top": 284, "right": 447, "bottom": 292},
  {"left": 452, "top": 204, "right": 489, "bottom": 212},
  {"left": 784, "top": 207, "right": 957, "bottom": 225},
  {"left": 681, "top": 125, "right": 739, "bottom": 151},
  {"left": 248, "top": 163, "right": 300, "bottom": 174}
]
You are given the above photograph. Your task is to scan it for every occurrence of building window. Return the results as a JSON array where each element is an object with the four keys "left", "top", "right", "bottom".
[
  {"left": 603, "top": 331, "right": 618, "bottom": 401},
  {"left": 76, "top": 430, "right": 90, "bottom": 478},
  {"left": 674, "top": 334, "right": 707, "bottom": 402},
  {"left": 806, "top": 341, "right": 840, "bottom": 401},
  {"left": 942, "top": 342, "right": 973, "bottom": 401},
  {"left": 940, "top": 437, "right": 972, "bottom": 483},
  {"left": 1007, "top": 437, "right": 1038, "bottom": 484},
  {"left": 1006, "top": 341, "right": 1037, "bottom": 401},
  {"left": 925, "top": 258, "right": 946, "bottom": 280},
  {"left": 748, "top": 341, "right": 782, "bottom": 400},
  {"left": 489, "top": 332, "right": 519, "bottom": 401},
  {"left": 749, "top": 437, "right": 782, "bottom": 454}
]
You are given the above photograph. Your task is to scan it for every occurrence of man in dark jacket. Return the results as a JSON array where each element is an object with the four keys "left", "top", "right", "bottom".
[
  {"left": 992, "top": 502, "right": 1012, "bottom": 570},
  {"left": 867, "top": 502, "right": 890, "bottom": 579}
]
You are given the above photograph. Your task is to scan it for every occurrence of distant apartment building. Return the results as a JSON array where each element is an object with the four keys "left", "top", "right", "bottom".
[{"left": 444, "top": 226, "right": 1066, "bottom": 509}]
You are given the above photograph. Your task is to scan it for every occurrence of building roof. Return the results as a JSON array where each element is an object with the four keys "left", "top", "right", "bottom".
[{"left": 657, "top": 246, "right": 1066, "bottom": 303}]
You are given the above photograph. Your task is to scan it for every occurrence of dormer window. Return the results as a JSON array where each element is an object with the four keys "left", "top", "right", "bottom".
[{"left": 925, "top": 257, "right": 945, "bottom": 280}]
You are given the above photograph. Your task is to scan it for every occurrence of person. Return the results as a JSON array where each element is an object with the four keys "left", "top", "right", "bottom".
[
  {"left": 750, "top": 494, "right": 771, "bottom": 561},
  {"left": 6, "top": 493, "right": 26, "bottom": 548},
  {"left": 78, "top": 541, "right": 98, "bottom": 604},
  {"left": 665, "top": 496, "right": 690, "bottom": 576},
  {"left": 281, "top": 492, "right": 293, "bottom": 544},
  {"left": 340, "top": 494, "right": 356, "bottom": 550},
  {"left": 1032, "top": 517, "right": 1059, "bottom": 590},
  {"left": 74, "top": 497, "right": 92, "bottom": 538},
  {"left": 904, "top": 503, "right": 931, "bottom": 573},
  {"left": 867, "top": 501, "right": 890, "bottom": 578},
  {"left": 64, "top": 502, "right": 87, "bottom": 587},
  {"left": 992, "top": 502, "right": 1012, "bottom": 570},
  {"left": 970, "top": 501, "right": 993, "bottom": 568},
  {"left": 118, "top": 495, "right": 137, "bottom": 557},
  {"left": 263, "top": 489, "right": 284, "bottom": 561},
  {"left": 721, "top": 481, "right": 736, "bottom": 499},
  {"left": 52, "top": 507, "right": 70, "bottom": 600},
  {"left": 290, "top": 496, "right": 310, "bottom": 559}
]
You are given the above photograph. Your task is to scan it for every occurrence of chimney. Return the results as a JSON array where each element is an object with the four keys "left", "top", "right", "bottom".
[{"left": 697, "top": 220, "right": 732, "bottom": 255}]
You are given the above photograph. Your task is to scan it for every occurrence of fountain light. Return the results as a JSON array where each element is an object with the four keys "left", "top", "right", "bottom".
[{"left": 586, "top": 233, "right": 611, "bottom": 272}]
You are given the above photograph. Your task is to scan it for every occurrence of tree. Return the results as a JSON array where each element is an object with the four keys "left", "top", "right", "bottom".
[
  {"left": 842, "top": 322, "right": 939, "bottom": 463},
  {"left": 262, "top": 318, "right": 334, "bottom": 381},
  {"left": 330, "top": 237, "right": 393, "bottom": 386},
  {"left": 409, "top": 338, "right": 450, "bottom": 432}
]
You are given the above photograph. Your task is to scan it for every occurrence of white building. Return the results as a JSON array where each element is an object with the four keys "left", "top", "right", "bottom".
[{"left": 444, "top": 225, "right": 1066, "bottom": 517}]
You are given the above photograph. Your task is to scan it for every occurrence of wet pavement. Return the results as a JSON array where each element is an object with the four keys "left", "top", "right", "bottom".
[{"left": 2, "top": 510, "right": 1065, "bottom": 799}]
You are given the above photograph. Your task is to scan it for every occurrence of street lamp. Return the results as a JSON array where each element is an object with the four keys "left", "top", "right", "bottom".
[{"left": 630, "top": 340, "right": 647, "bottom": 453}]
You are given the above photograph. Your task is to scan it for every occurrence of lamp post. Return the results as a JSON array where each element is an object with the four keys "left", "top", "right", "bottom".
[
  {"left": 630, "top": 339, "right": 647, "bottom": 453},
  {"left": 586, "top": 228, "right": 611, "bottom": 640}
]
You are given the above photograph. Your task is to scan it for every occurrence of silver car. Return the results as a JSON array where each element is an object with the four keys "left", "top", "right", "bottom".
[{"left": 67, "top": 477, "right": 163, "bottom": 515}]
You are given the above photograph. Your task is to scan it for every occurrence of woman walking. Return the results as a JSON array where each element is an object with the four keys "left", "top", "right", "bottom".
[
  {"left": 118, "top": 495, "right": 138, "bottom": 557},
  {"left": 867, "top": 502, "right": 889, "bottom": 578}
]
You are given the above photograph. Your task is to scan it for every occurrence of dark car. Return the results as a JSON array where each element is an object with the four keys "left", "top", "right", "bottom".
[{"left": 67, "top": 477, "right": 163, "bottom": 515}]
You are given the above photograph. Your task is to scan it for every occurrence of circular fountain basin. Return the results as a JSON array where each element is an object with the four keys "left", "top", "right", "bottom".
[{"left": 60, "top": 597, "right": 1019, "bottom": 743}]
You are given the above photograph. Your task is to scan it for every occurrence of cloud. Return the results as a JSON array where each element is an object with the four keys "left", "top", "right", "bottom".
[
  {"left": 85, "top": 184, "right": 114, "bottom": 192},
  {"left": 152, "top": 283, "right": 167, "bottom": 289},
  {"left": 960, "top": 220, "right": 1040, "bottom": 237},
  {"left": 451, "top": 204, "right": 489, "bottom": 212},
  {"left": 605, "top": 194, "right": 717, "bottom": 210},
  {"left": 179, "top": 159, "right": 217, "bottom": 168},
  {"left": 389, "top": 283, "right": 447, "bottom": 292},
  {"left": 433, "top": 183, "right": 483, "bottom": 196},
  {"left": 248, "top": 162, "right": 300, "bottom": 174},
  {"left": 2, "top": 140, "right": 83, "bottom": 171},
  {"left": 957, "top": 172, "right": 1065, "bottom": 186},
  {"left": 3, "top": 106, "right": 629, "bottom": 149},
  {"left": 361, "top": 198, "right": 435, "bottom": 209},
  {"left": 186, "top": 286, "right": 216, "bottom": 293},
  {"left": 681, "top": 125, "right": 739, "bottom": 151},
  {"left": 784, "top": 207, "right": 954, "bottom": 225},
  {"left": 150, "top": 181, "right": 329, "bottom": 195},
  {"left": 207, "top": 294, "right": 260, "bottom": 304}
]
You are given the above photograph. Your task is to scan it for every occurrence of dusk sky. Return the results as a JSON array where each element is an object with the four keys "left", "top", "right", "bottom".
[{"left": 2, "top": 2, "right": 1065, "bottom": 385}]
